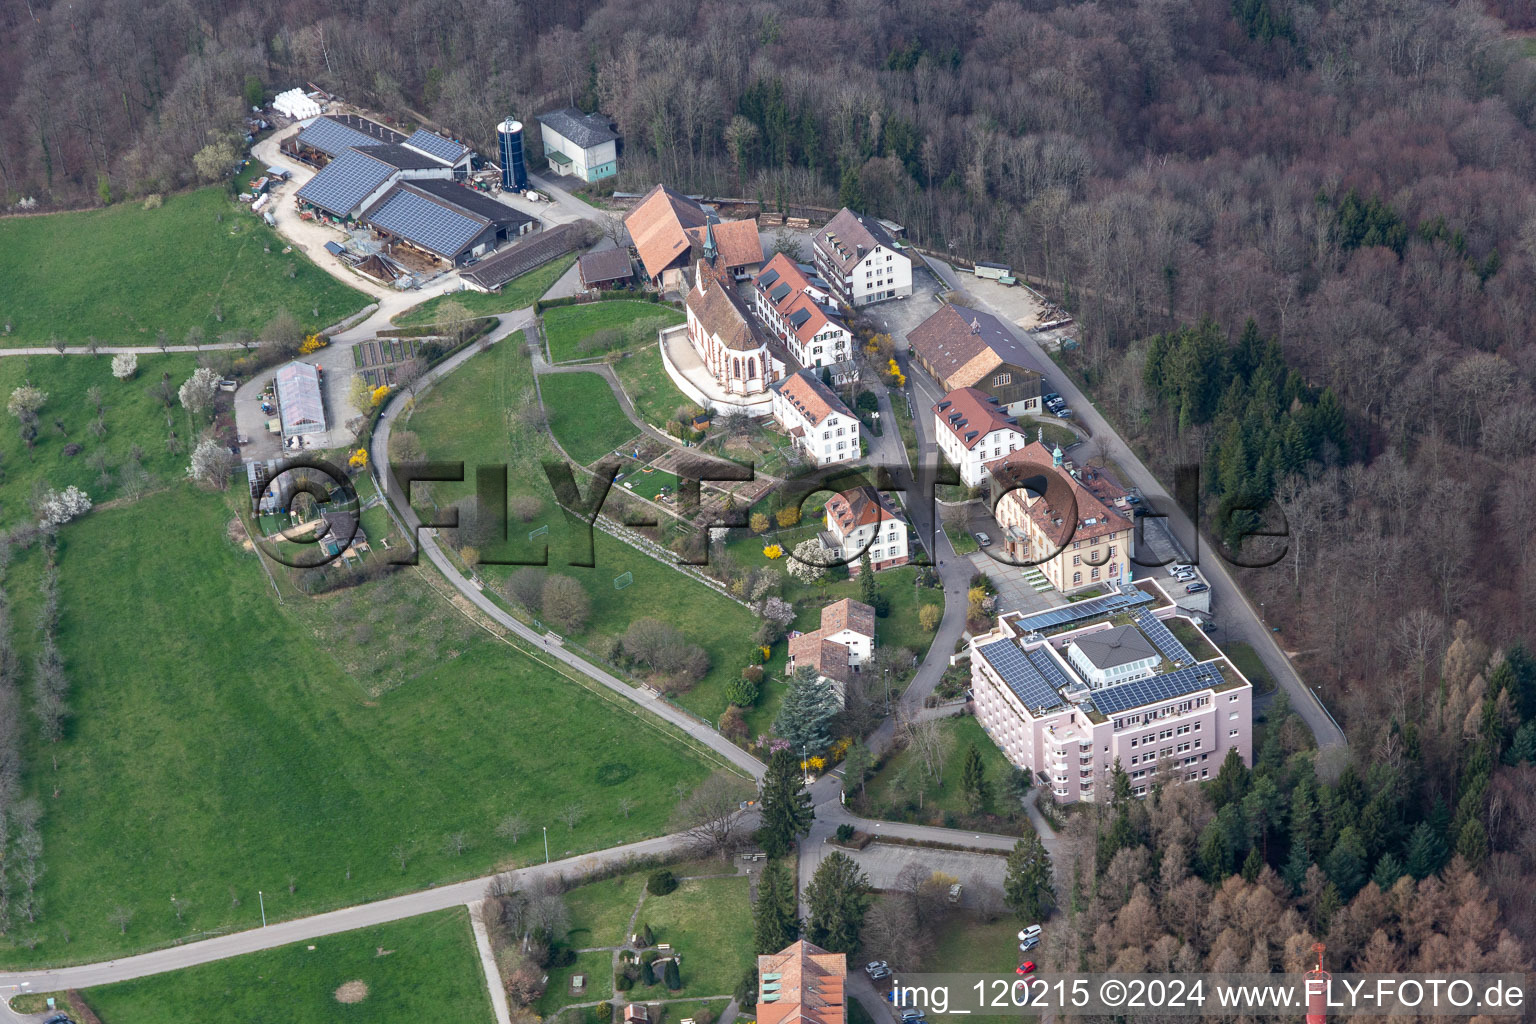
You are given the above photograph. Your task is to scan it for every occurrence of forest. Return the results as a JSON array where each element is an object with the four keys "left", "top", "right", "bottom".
[{"left": 3, "top": 0, "right": 1536, "bottom": 975}]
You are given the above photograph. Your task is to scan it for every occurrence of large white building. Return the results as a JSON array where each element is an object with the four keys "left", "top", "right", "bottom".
[
  {"left": 968, "top": 591, "right": 1253, "bottom": 803},
  {"left": 754, "top": 254, "right": 853, "bottom": 368},
  {"left": 818, "top": 486, "right": 909, "bottom": 574},
  {"left": 933, "top": 387, "right": 1030, "bottom": 488},
  {"left": 770, "top": 369, "right": 861, "bottom": 467},
  {"left": 812, "top": 208, "right": 912, "bottom": 308},
  {"left": 535, "top": 108, "right": 619, "bottom": 182}
]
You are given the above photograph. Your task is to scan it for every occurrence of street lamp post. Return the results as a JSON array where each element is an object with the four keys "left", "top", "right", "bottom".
[
  {"left": 543, "top": 825, "right": 549, "bottom": 864},
  {"left": 258, "top": 890, "right": 266, "bottom": 927}
]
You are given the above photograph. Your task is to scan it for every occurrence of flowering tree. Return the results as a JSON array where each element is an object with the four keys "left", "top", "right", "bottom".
[
  {"left": 178, "top": 367, "right": 220, "bottom": 416},
  {"left": 787, "top": 538, "right": 832, "bottom": 583},
  {"left": 38, "top": 485, "right": 92, "bottom": 526},
  {"left": 111, "top": 353, "right": 139, "bottom": 380},
  {"left": 763, "top": 544, "right": 783, "bottom": 560},
  {"left": 187, "top": 437, "right": 235, "bottom": 488},
  {"left": 759, "top": 596, "right": 795, "bottom": 626},
  {"left": 7, "top": 385, "right": 47, "bottom": 421}
]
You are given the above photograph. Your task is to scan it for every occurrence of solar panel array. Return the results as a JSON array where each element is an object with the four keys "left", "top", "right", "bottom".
[
  {"left": 1027, "top": 647, "right": 1073, "bottom": 691},
  {"left": 405, "top": 128, "right": 464, "bottom": 163},
  {"left": 979, "top": 639, "right": 1063, "bottom": 713},
  {"left": 1011, "top": 587, "right": 1155, "bottom": 634},
  {"left": 757, "top": 268, "right": 781, "bottom": 289},
  {"left": 1136, "top": 610, "right": 1194, "bottom": 665},
  {"left": 789, "top": 308, "right": 811, "bottom": 328},
  {"left": 1091, "top": 663, "right": 1228, "bottom": 716},
  {"left": 296, "top": 149, "right": 395, "bottom": 217},
  {"left": 297, "top": 118, "right": 385, "bottom": 156},
  {"left": 366, "top": 188, "right": 485, "bottom": 260}
]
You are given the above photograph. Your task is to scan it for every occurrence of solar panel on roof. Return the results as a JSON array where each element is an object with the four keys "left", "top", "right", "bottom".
[
  {"left": 1136, "top": 610, "right": 1194, "bottom": 665},
  {"left": 1010, "top": 588, "right": 1154, "bottom": 633},
  {"left": 979, "top": 639, "right": 1063, "bottom": 713},
  {"left": 297, "top": 118, "right": 383, "bottom": 156},
  {"left": 367, "top": 187, "right": 484, "bottom": 259},
  {"left": 757, "top": 268, "right": 781, "bottom": 289},
  {"left": 789, "top": 309, "right": 811, "bottom": 327},
  {"left": 770, "top": 282, "right": 791, "bottom": 302},
  {"left": 405, "top": 128, "right": 464, "bottom": 163},
  {"left": 296, "top": 149, "right": 395, "bottom": 217},
  {"left": 1027, "top": 647, "right": 1072, "bottom": 691},
  {"left": 1091, "top": 663, "right": 1227, "bottom": 716}
]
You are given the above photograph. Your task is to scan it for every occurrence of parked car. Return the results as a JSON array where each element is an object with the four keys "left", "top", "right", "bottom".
[
  {"left": 865, "top": 961, "right": 889, "bottom": 975},
  {"left": 975, "top": 531, "right": 992, "bottom": 547},
  {"left": 43, "top": 1015, "right": 77, "bottom": 1024},
  {"left": 870, "top": 967, "right": 891, "bottom": 980},
  {"left": 1169, "top": 562, "right": 1194, "bottom": 574},
  {"left": 1185, "top": 582, "right": 1210, "bottom": 594},
  {"left": 1016, "top": 961, "right": 1038, "bottom": 975},
  {"left": 1174, "top": 572, "right": 1198, "bottom": 584},
  {"left": 1043, "top": 392, "right": 1061, "bottom": 403},
  {"left": 1019, "top": 925, "right": 1043, "bottom": 941},
  {"left": 1124, "top": 494, "right": 1142, "bottom": 504},
  {"left": 1054, "top": 408, "right": 1073, "bottom": 418},
  {"left": 1020, "top": 935, "right": 1041, "bottom": 951},
  {"left": 217, "top": 379, "right": 238, "bottom": 392},
  {"left": 1133, "top": 506, "right": 1151, "bottom": 517},
  {"left": 900, "top": 1009, "right": 925, "bottom": 1021}
]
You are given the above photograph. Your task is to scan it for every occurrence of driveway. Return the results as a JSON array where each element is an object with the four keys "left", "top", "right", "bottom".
[{"left": 920, "top": 258, "right": 1345, "bottom": 755}]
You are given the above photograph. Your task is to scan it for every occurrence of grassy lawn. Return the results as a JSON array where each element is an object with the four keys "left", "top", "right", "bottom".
[
  {"left": 0, "top": 486, "right": 710, "bottom": 967},
  {"left": 542, "top": 372, "right": 643, "bottom": 465},
  {"left": 403, "top": 337, "right": 760, "bottom": 723},
  {"left": 0, "top": 187, "right": 367, "bottom": 346},
  {"left": 861, "top": 716, "right": 1021, "bottom": 830},
  {"left": 544, "top": 300, "right": 683, "bottom": 364},
  {"left": 1023, "top": 416, "right": 1079, "bottom": 450},
  {"left": 928, "top": 909, "right": 1039, "bottom": 1024},
  {"left": 612, "top": 346, "right": 699, "bottom": 429},
  {"left": 566, "top": 873, "right": 646, "bottom": 947},
  {"left": 541, "top": 949, "right": 616, "bottom": 1014},
  {"left": 943, "top": 520, "right": 980, "bottom": 555},
  {"left": 1220, "top": 639, "right": 1277, "bottom": 694},
  {"left": 83, "top": 909, "right": 492, "bottom": 1024},
  {"left": 1169, "top": 617, "right": 1220, "bottom": 662},
  {"left": 634, "top": 876, "right": 754, "bottom": 998},
  {"left": 391, "top": 256, "right": 576, "bottom": 327},
  {"left": 0, "top": 353, "right": 199, "bottom": 528}
]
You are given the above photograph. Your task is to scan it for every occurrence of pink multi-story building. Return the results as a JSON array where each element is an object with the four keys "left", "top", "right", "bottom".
[{"left": 969, "top": 586, "right": 1253, "bottom": 803}]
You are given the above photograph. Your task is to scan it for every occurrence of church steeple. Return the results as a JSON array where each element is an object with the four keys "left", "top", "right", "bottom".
[
  {"left": 1052, "top": 444, "right": 1063, "bottom": 468},
  {"left": 702, "top": 219, "right": 718, "bottom": 262}
]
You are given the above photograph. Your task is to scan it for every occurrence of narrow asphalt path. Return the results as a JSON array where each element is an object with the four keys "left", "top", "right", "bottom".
[
  {"left": 0, "top": 830, "right": 700, "bottom": 995},
  {"left": 921, "top": 259, "right": 1344, "bottom": 754},
  {"left": 367, "top": 315, "right": 767, "bottom": 782}
]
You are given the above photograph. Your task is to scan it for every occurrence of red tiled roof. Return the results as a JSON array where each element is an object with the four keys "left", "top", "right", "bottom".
[
  {"left": 825, "top": 485, "right": 906, "bottom": 535},
  {"left": 788, "top": 634, "right": 852, "bottom": 685},
  {"left": 625, "top": 184, "right": 708, "bottom": 280},
  {"left": 820, "top": 598, "right": 875, "bottom": 637},
  {"left": 757, "top": 940, "right": 847, "bottom": 1024},
  {"left": 625, "top": 184, "right": 762, "bottom": 280},
  {"left": 985, "top": 441, "right": 1131, "bottom": 546},
  {"left": 687, "top": 270, "right": 775, "bottom": 352},
  {"left": 578, "top": 248, "right": 634, "bottom": 286},
  {"left": 933, "top": 386, "right": 1024, "bottom": 451},
  {"left": 772, "top": 369, "right": 853, "bottom": 428},
  {"left": 758, "top": 253, "right": 845, "bottom": 348}
]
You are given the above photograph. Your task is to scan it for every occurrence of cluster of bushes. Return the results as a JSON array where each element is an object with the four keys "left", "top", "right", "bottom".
[
  {"left": 535, "top": 290, "right": 667, "bottom": 314},
  {"left": 501, "top": 567, "right": 592, "bottom": 634}
]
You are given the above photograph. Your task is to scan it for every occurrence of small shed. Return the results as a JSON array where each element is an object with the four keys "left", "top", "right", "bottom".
[
  {"left": 974, "top": 260, "right": 1011, "bottom": 281},
  {"left": 579, "top": 248, "right": 635, "bottom": 291},
  {"left": 324, "top": 240, "right": 347, "bottom": 257}
]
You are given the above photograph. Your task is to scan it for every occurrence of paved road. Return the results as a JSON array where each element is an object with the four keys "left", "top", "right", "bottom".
[
  {"left": 0, "top": 830, "right": 703, "bottom": 997},
  {"left": 918, "top": 259, "right": 1344, "bottom": 754},
  {"left": 367, "top": 316, "right": 768, "bottom": 783}
]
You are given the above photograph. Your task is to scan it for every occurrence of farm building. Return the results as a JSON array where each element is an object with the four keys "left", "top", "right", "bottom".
[
  {"left": 362, "top": 179, "right": 534, "bottom": 266},
  {"left": 286, "top": 113, "right": 542, "bottom": 268},
  {"left": 536, "top": 108, "right": 620, "bottom": 182},
  {"left": 578, "top": 248, "right": 635, "bottom": 291},
  {"left": 460, "top": 223, "right": 582, "bottom": 292},
  {"left": 625, "top": 184, "right": 763, "bottom": 291},
  {"left": 908, "top": 301, "right": 1046, "bottom": 415}
]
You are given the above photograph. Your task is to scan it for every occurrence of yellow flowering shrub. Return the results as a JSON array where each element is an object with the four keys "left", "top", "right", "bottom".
[{"left": 763, "top": 544, "right": 784, "bottom": 560}]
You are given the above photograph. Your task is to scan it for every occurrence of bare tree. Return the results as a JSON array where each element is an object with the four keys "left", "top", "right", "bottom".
[
  {"left": 109, "top": 905, "right": 134, "bottom": 934},
  {"left": 670, "top": 771, "right": 751, "bottom": 859},
  {"left": 558, "top": 803, "right": 585, "bottom": 831},
  {"left": 496, "top": 813, "right": 528, "bottom": 843},
  {"left": 446, "top": 832, "right": 468, "bottom": 856},
  {"left": 617, "top": 796, "right": 634, "bottom": 819}
]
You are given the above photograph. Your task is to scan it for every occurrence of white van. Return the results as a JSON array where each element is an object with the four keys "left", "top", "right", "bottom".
[{"left": 1018, "top": 925, "right": 1042, "bottom": 941}]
